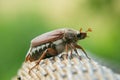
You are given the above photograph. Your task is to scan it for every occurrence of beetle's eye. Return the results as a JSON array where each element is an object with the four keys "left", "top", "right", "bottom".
[
  {"left": 77, "top": 34, "right": 81, "bottom": 38},
  {"left": 77, "top": 33, "right": 86, "bottom": 39}
]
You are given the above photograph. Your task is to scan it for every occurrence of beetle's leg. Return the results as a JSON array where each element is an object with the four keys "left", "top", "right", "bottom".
[
  {"left": 70, "top": 47, "right": 73, "bottom": 59},
  {"left": 65, "top": 44, "right": 74, "bottom": 59},
  {"left": 25, "top": 54, "right": 30, "bottom": 62},
  {"left": 29, "top": 49, "right": 48, "bottom": 73},
  {"left": 25, "top": 47, "right": 32, "bottom": 62},
  {"left": 67, "top": 44, "right": 73, "bottom": 59},
  {"left": 29, "top": 48, "right": 57, "bottom": 73},
  {"left": 70, "top": 43, "right": 81, "bottom": 60},
  {"left": 65, "top": 44, "right": 69, "bottom": 59},
  {"left": 74, "top": 44, "right": 91, "bottom": 60}
]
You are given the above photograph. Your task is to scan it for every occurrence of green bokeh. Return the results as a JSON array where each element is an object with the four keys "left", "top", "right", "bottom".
[{"left": 0, "top": 0, "right": 120, "bottom": 80}]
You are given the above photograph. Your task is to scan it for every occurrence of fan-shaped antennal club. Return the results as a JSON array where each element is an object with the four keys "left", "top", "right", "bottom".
[
  {"left": 86, "top": 28, "right": 92, "bottom": 32},
  {"left": 80, "top": 28, "right": 82, "bottom": 32}
]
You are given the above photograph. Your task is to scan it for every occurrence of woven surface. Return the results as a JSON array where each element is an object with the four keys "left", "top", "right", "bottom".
[{"left": 13, "top": 49, "right": 120, "bottom": 80}]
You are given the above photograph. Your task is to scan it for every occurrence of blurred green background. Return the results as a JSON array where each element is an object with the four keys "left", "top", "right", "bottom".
[{"left": 0, "top": 0, "right": 120, "bottom": 80}]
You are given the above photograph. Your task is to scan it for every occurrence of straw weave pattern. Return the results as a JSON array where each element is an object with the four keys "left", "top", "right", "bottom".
[{"left": 13, "top": 49, "right": 120, "bottom": 80}]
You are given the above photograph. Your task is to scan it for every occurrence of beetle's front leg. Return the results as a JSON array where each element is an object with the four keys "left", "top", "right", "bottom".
[
  {"left": 70, "top": 43, "right": 82, "bottom": 60},
  {"left": 73, "top": 43, "right": 91, "bottom": 60}
]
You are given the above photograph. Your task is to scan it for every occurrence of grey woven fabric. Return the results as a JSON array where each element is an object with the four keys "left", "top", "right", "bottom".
[{"left": 14, "top": 49, "right": 120, "bottom": 80}]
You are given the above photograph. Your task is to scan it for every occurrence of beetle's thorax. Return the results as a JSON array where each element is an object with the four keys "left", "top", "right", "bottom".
[{"left": 63, "top": 28, "right": 78, "bottom": 43}]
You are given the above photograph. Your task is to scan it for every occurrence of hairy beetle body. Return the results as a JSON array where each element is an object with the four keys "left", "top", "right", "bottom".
[
  {"left": 26, "top": 28, "right": 79, "bottom": 62},
  {"left": 25, "top": 28, "right": 92, "bottom": 73}
]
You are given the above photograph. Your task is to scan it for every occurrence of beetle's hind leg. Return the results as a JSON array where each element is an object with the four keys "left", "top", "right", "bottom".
[
  {"left": 29, "top": 48, "right": 57, "bottom": 74},
  {"left": 29, "top": 49, "right": 48, "bottom": 73}
]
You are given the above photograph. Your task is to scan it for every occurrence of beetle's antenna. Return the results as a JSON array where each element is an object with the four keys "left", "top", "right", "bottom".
[
  {"left": 80, "top": 28, "right": 82, "bottom": 32},
  {"left": 86, "top": 28, "right": 92, "bottom": 32}
]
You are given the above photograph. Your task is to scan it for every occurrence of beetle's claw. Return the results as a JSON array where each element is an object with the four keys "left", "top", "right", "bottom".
[{"left": 29, "top": 62, "right": 39, "bottom": 74}]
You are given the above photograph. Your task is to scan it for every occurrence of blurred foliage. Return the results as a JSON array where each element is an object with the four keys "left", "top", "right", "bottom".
[{"left": 0, "top": 0, "right": 120, "bottom": 80}]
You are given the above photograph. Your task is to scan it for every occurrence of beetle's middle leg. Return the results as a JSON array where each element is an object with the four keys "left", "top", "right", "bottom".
[
  {"left": 65, "top": 44, "right": 70, "bottom": 59},
  {"left": 65, "top": 44, "right": 74, "bottom": 59}
]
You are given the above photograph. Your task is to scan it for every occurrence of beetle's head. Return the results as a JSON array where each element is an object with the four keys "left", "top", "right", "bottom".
[{"left": 77, "top": 28, "right": 92, "bottom": 40}]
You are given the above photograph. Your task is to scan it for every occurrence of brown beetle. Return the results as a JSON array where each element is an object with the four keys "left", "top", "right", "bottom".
[{"left": 25, "top": 28, "right": 92, "bottom": 72}]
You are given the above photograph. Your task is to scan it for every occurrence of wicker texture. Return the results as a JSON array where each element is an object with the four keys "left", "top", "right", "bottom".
[{"left": 14, "top": 49, "right": 120, "bottom": 80}]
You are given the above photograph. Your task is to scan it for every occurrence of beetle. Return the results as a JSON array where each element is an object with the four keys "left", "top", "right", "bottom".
[{"left": 25, "top": 28, "right": 92, "bottom": 72}]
